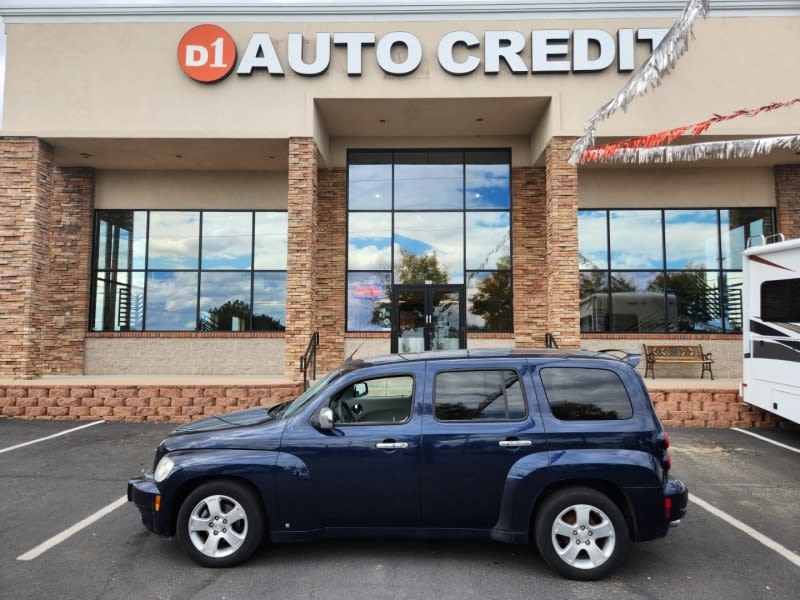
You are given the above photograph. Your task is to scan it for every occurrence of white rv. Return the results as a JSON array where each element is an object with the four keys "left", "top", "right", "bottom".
[{"left": 741, "top": 236, "right": 800, "bottom": 424}]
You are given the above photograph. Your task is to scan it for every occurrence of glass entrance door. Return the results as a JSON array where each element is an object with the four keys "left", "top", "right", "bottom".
[{"left": 391, "top": 285, "right": 466, "bottom": 353}]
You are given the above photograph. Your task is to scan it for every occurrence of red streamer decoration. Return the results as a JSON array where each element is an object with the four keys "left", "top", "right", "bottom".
[{"left": 581, "top": 97, "right": 800, "bottom": 163}]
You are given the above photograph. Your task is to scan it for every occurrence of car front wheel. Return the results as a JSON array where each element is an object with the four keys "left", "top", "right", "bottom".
[
  {"left": 534, "top": 486, "right": 629, "bottom": 581},
  {"left": 176, "top": 480, "right": 265, "bottom": 568}
]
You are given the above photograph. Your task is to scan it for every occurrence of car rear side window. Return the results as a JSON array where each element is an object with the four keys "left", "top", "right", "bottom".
[
  {"left": 540, "top": 367, "right": 632, "bottom": 420},
  {"left": 434, "top": 369, "right": 526, "bottom": 421}
]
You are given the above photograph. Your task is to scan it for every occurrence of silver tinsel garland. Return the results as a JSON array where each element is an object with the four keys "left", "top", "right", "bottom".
[
  {"left": 585, "top": 135, "right": 800, "bottom": 165},
  {"left": 570, "top": 0, "right": 710, "bottom": 164}
]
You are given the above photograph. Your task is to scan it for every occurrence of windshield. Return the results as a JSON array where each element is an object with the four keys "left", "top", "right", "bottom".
[{"left": 281, "top": 368, "right": 346, "bottom": 418}]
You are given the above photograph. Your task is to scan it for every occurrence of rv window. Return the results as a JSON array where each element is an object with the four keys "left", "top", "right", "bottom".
[{"left": 761, "top": 279, "right": 800, "bottom": 322}]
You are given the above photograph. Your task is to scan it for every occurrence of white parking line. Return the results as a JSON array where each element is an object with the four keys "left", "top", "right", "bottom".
[
  {"left": 17, "top": 495, "right": 128, "bottom": 561},
  {"left": 731, "top": 427, "right": 800, "bottom": 454},
  {"left": 0, "top": 420, "right": 105, "bottom": 455},
  {"left": 689, "top": 493, "right": 800, "bottom": 568}
]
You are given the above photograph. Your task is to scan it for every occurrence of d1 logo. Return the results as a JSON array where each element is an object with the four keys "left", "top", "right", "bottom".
[{"left": 178, "top": 24, "right": 237, "bottom": 83}]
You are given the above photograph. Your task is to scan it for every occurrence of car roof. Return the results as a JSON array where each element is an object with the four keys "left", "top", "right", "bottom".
[{"left": 344, "top": 348, "right": 641, "bottom": 369}]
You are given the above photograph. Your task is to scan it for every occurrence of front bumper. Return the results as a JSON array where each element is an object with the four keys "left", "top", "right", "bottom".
[{"left": 127, "top": 476, "right": 172, "bottom": 537}]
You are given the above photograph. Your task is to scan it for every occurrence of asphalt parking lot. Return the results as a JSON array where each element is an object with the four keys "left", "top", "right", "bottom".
[{"left": 1, "top": 418, "right": 799, "bottom": 600}]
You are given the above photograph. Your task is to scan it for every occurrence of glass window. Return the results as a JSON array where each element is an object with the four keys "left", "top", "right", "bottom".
[
  {"left": 202, "top": 212, "right": 252, "bottom": 270},
  {"left": 347, "top": 149, "right": 512, "bottom": 332},
  {"left": 466, "top": 212, "right": 510, "bottom": 270},
  {"left": 330, "top": 375, "right": 414, "bottom": 424},
  {"left": 665, "top": 210, "right": 718, "bottom": 270},
  {"left": 145, "top": 271, "right": 198, "bottom": 331},
  {"left": 348, "top": 212, "right": 392, "bottom": 271},
  {"left": 609, "top": 210, "right": 663, "bottom": 270},
  {"left": 253, "top": 272, "right": 287, "bottom": 331},
  {"left": 395, "top": 151, "right": 464, "bottom": 210},
  {"left": 91, "top": 210, "right": 287, "bottom": 332},
  {"left": 580, "top": 207, "right": 774, "bottom": 334},
  {"left": 348, "top": 152, "right": 393, "bottom": 211},
  {"left": 467, "top": 270, "right": 512, "bottom": 331},
  {"left": 148, "top": 212, "right": 200, "bottom": 269},
  {"left": 199, "top": 272, "right": 252, "bottom": 331},
  {"left": 434, "top": 369, "right": 526, "bottom": 421},
  {"left": 761, "top": 278, "right": 800, "bottom": 323},
  {"left": 721, "top": 208, "right": 775, "bottom": 270},
  {"left": 465, "top": 150, "right": 510, "bottom": 209},
  {"left": 254, "top": 212, "right": 288, "bottom": 270},
  {"left": 540, "top": 367, "right": 632, "bottom": 420},
  {"left": 347, "top": 272, "right": 392, "bottom": 331},
  {"left": 395, "top": 212, "right": 463, "bottom": 284},
  {"left": 578, "top": 210, "right": 608, "bottom": 270}
]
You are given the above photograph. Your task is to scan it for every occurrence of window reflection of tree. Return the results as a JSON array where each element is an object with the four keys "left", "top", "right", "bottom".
[{"left": 203, "top": 299, "right": 285, "bottom": 331}]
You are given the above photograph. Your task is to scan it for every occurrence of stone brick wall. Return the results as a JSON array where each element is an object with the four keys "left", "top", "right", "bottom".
[
  {"left": 545, "top": 137, "right": 580, "bottom": 348},
  {"left": 775, "top": 164, "right": 800, "bottom": 240},
  {"left": 2, "top": 380, "right": 793, "bottom": 428},
  {"left": 43, "top": 167, "right": 94, "bottom": 374},
  {"left": 511, "top": 167, "right": 548, "bottom": 346},
  {"left": 652, "top": 388, "right": 793, "bottom": 429},
  {"left": 0, "top": 138, "right": 54, "bottom": 378},
  {"left": 284, "top": 138, "right": 319, "bottom": 379},
  {"left": 0, "top": 382, "right": 303, "bottom": 423},
  {"left": 316, "top": 168, "right": 347, "bottom": 372}
]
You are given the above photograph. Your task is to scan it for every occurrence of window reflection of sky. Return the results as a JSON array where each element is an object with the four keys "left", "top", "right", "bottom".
[
  {"left": 348, "top": 212, "right": 391, "bottom": 270},
  {"left": 148, "top": 212, "right": 200, "bottom": 269},
  {"left": 254, "top": 213, "right": 288, "bottom": 270},
  {"left": 199, "top": 272, "right": 251, "bottom": 316},
  {"left": 348, "top": 164, "right": 392, "bottom": 210},
  {"left": 202, "top": 213, "right": 253, "bottom": 270},
  {"left": 609, "top": 210, "right": 663, "bottom": 269},
  {"left": 394, "top": 212, "right": 464, "bottom": 283},
  {"left": 466, "top": 212, "right": 509, "bottom": 270},
  {"left": 146, "top": 271, "right": 198, "bottom": 330},
  {"left": 665, "top": 210, "right": 717, "bottom": 269},
  {"left": 578, "top": 211, "right": 608, "bottom": 269},
  {"left": 253, "top": 272, "right": 287, "bottom": 326},
  {"left": 466, "top": 164, "right": 510, "bottom": 209},
  {"left": 395, "top": 164, "right": 463, "bottom": 210}
]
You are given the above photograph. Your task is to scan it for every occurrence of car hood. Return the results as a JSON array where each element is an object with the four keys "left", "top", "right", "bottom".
[{"left": 157, "top": 408, "right": 288, "bottom": 458}]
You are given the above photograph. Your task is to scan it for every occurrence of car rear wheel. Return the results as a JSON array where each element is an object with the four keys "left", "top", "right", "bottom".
[
  {"left": 176, "top": 480, "right": 265, "bottom": 568},
  {"left": 534, "top": 486, "right": 629, "bottom": 581}
]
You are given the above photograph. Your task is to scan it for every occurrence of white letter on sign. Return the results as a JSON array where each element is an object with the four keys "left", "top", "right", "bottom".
[
  {"left": 484, "top": 31, "right": 527, "bottom": 74},
  {"left": 376, "top": 32, "right": 422, "bottom": 75},
  {"left": 288, "top": 33, "right": 331, "bottom": 76},
  {"left": 185, "top": 45, "right": 209, "bottom": 68},
  {"left": 236, "top": 33, "right": 285, "bottom": 76},
  {"left": 572, "top": 30, "right": 615, "bottom": 72},
  {"left": 438, "top": 31, "right": 480, "bottom": 75},
  {"left": 333, "top": 32, "right": 376, "bottom": 76},
  {"left": 531, "top": 30, "right": 570, "bottom": 73}
]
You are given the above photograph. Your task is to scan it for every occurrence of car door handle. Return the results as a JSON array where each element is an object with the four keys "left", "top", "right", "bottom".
[
  {"left": 376, "top": 442, "right": 409, "bottom": 450},
  {"left": 498, "top": 440, "right": 532, "bottom": 447}
]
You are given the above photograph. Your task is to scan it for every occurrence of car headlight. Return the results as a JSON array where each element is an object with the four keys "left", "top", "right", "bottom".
[{"left": 153, "top": 455, "right": 175, "bottom": 483}]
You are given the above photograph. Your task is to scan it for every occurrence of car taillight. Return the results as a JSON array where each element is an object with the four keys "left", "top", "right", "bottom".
[
  {"left": 665, "top": 453, "right": 672, "bottom": 470},
  {"left": 664, "top": 497, "right": 672, "bottom": 520}
]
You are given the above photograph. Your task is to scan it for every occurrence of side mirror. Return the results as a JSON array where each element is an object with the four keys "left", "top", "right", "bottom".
[
  {"left": 353, "top": 382, "right": 368, "bottom": 398},
  {"left": 315, "top": 406, "right": 334, "bottom": 431}
]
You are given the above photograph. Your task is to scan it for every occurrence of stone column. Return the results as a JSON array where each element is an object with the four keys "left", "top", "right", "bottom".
[
  {"left": 316, "top": 168, "right": 347, "bottom": 372},
  {"left": 0, "top": 138, "right": 54, "bottom": 378},
  {"left": 775, "top": 165, "right": 800, "bottom": 240},
  {"left": 511, "top": 166, "right": 548, "bottom": 347},
  {"left": 43, "top": 167, "right": 95, "bottom": 374},
  {"left": 545, "top": 137, "right": 581, "bottom": 349},
  {"left": 284, "top": 138, "right": 319, "bottom": 379}
]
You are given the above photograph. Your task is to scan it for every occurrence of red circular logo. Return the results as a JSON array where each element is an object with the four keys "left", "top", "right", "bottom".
[{"left": 177, "top": 24, "right": 237, "bottom": 83}]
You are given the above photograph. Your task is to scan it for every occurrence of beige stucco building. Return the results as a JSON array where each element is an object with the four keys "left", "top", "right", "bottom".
[{"left": 1, "top": 0, "right": 799, "bottom": 399}]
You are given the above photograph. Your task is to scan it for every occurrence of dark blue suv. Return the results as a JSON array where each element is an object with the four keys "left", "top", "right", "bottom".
[{"left": 128, "top": 348, "right": 687, "bottom": 580}]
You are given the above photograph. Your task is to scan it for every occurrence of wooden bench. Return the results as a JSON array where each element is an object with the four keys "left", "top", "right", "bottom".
[{"left": 642, "top": 343, "right": 714, "bottom": 380}]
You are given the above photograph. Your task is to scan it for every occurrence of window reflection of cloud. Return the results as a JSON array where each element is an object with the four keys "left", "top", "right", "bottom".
[
  {"left": 465, "top": 212, "right": 509, "bottom": 270},
  {"left": 254, "top": 273, "right": 287, "bottom": 323},
  {"left": 579, "top": 211, "right": 608, "bottom": 269},
  {"left": 202, "top": 213, "right": 252, "bottom": 269},
  {"left": 254, "top": 213, "right": 288, "bottom": 270},
  {"left": 395, "top": 165, "right": 463, "bottom": 210},
  {"left": 466, "top": 165, "right": 510, "bottom": 209},
  {"left": 146, "top": 272, "right": 198, "bottom": 330},
  {"left": 664, "top": 217, "right": 718, "bottom": 269},
  {"left": 609, "top": 211, "right": 663, "bottom": 269},
  {"left": 199, "top": 272, "right": 251, "bottom": 311},
  {"left": 349, "top": 165, "right": 392, "bottom": 210},
  {"left": 348, "top": 244, "right": 391, "bottom": 270},
  {"left": 394, "top": 213, "right": 463, "bottom": 281},
  {"left": 148, "top": 213, "right": 200, "bottom": 269},
  {"left": 348, "top": 213, "right": 391, "bottom": 269}
]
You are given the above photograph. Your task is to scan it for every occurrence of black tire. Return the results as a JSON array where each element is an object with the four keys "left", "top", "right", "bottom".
[
  {"left": 534, "top": 486, "right": 630, "bottom": 581},
  {"left": 176, "top": 480, "right": 266, "bottom": 568}
]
